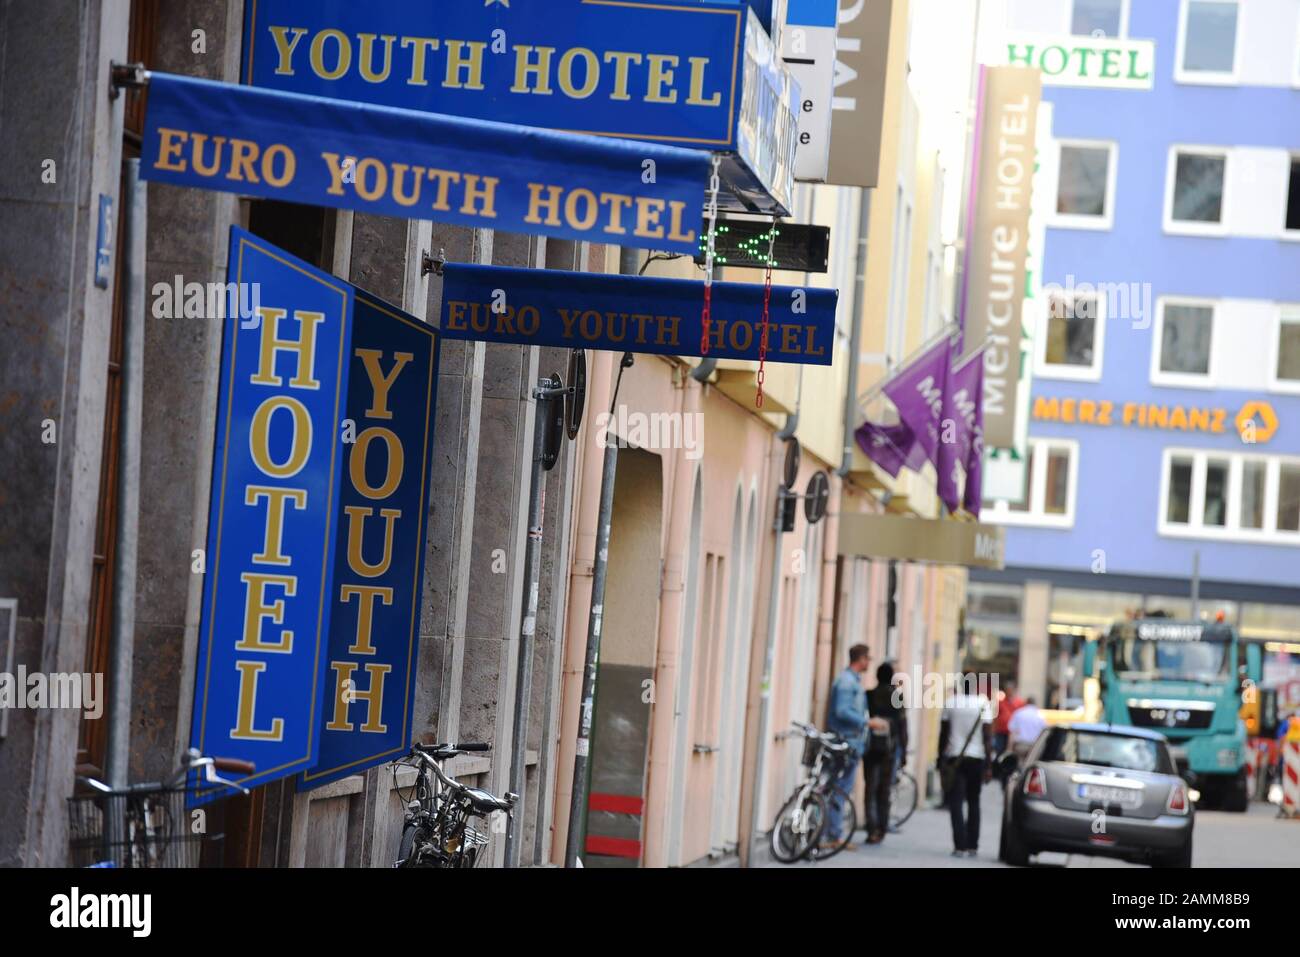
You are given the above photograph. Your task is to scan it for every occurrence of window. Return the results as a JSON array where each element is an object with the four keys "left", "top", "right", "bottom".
[
  {"left": 1055, "top": 141, "right": 1116, "bottom": 228},
  {"left": 1071, "top": 0, "right": 1125, "bottom": 38},
  {"left": 984, "top": 439, "right": 1078, "bottom": 527},
  {"left": 1287, "top": 156, "right": 1300, "bottom": 234},
  {"left": 1038, "top": 290, "right": 1105, "bottom": 380},
  {"left": 1176, "top": 0, "right": 1240, "bottom": 82},
  {"left": 1153, "top": 299, "right": 1215, "bottom": 386},
  {"left": 1165, "top": 147, "right": 1228, "bottom": 232},
  {"left": 1161, "top": 450, "right": 1300, "bottom": 543},
  {"left": 1274, "top": 306, "right": 1300, "bottom": 393}
]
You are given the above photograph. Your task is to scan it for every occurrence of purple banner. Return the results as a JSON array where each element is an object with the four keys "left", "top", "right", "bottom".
[
  {"left": 937, "top": 348, "right": 984, "bottom": 513},
  {"left": 882, "top": 338, "right": 951, "bottom": 469}
]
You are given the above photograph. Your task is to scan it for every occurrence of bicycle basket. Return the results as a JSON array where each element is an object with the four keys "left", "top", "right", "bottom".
[
  {"left": 800, "top": 735, "right": 822, "bottom": 767},
  {"left": 67, "top": 789, "right": 205, "bottom": 868}
]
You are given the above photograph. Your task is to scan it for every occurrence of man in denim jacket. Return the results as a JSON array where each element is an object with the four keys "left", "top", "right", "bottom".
[{"left": 824, "top": 644, "right": 886, "bottom": 848}]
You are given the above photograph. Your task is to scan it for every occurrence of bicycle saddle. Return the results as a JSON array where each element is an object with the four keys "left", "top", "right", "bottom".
[{"left": 462, "top": 787, "right": 512, "bottom": 813}]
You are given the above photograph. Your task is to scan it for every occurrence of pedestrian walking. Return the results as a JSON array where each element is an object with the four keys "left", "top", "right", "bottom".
[
  {"left": 992, "top": 680, "right": 1024, "bottom": 757},
  {"left": 1008, "top": 696, "right": 1048, "bottom": 763},
  {"left": 864, "top": 661, "right": 907, "bottom": 843},
  {"left": 939, "top": 678, "right": 993, "bottom": 858}
]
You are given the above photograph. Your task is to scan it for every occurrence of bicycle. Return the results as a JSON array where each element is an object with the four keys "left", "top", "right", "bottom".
[
  {"left": 67, "top": 749, "right": 253, "bottom": 868},
  {"left": 889, "top": 766, "right": 919, "bottom": 830},
  {"left": 769, "top": 721, "right": 856, "bottom": 863},
  {"left": 392, "top": 742, "right": 517, "bottom": 868}
]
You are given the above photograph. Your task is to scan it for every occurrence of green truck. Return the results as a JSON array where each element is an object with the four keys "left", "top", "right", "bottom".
[{"left": 1083, "top": 618, "right": 1261, "bottom": 812}]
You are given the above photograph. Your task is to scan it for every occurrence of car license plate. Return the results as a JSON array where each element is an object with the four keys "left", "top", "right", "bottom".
[{"left": 1076, "top": 783, "right": 1141, "bottom": 808}]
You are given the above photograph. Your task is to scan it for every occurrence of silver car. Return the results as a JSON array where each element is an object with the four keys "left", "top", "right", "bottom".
[{"left": 997, "top": 723, "right": 1194, "bottom": 868}]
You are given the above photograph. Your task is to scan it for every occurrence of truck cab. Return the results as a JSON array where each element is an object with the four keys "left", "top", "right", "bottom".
[{"left": 1083, "top": 617, "right": 1261, "bottom": 812}]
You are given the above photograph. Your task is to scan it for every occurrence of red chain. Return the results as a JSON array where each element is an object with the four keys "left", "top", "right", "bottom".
[
  {"left": 701, "top": 284, "right": 712, "bottom": 356},
  {"left": 756, "top": 251, "right": 774, "bottom": 408}
]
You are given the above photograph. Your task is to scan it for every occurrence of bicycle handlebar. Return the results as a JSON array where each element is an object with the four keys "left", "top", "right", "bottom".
[
  {"left": 213, "top": 757, "right": 255, "bottom": 775},
  {"left": 455, "top": 742, "right": 490, "bottom": 752}
]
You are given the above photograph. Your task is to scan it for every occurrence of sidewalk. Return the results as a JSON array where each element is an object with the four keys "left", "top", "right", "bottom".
[{"left": 752, "top": 783, "right": 1009, "bottom": 868}]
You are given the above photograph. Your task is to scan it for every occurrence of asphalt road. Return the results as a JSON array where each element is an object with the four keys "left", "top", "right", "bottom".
[{"left": 758, "top": 783, "right": 1300, "bottom": 868}]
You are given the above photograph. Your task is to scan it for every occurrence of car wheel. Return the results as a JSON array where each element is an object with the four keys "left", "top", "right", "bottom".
[
  {"left": 999, "top": 814, "right": 1030, "bottom": 867},
  {"left": 1223, "top": 768, "right": 1249, "bottom": 813}
]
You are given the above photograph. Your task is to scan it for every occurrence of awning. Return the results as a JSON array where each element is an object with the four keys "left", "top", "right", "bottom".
[{"left": 139, "top": 71, "right": 710, "bottom": 254}]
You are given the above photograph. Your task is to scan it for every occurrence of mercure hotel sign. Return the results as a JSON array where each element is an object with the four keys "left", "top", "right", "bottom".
[{"left": 241, "top": 0, "right": 746, "bottom": 147}]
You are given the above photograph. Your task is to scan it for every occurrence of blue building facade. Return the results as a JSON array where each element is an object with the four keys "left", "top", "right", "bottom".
[{"left": 970, "top": 0, "right": 1300, "bottom": 705}]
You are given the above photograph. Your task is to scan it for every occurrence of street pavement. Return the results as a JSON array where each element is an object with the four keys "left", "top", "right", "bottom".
[{"left": 755, "top": 784, "right": 1300, "bottom": 868}]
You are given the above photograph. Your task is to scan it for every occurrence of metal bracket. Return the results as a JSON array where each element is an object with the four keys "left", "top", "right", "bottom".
[
  {"left": 421, "top": 248, "right": 446, "bottom": 277},
  {"left": 109, "top": 61, "right": 149, "bottom": 101}
]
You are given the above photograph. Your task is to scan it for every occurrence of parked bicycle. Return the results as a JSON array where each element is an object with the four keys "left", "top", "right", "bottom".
[
  {"left": 889, "top": 766, "right": 919, "bottom": 830},
  {"left": 392, "top": 742, "right": 517, "bottom": 868},
  {"left": 770, "top": 721, "right": 856, "bottom": 863},
  {"left": 67, "top": 748, "right": 253, "bottom": 868}
]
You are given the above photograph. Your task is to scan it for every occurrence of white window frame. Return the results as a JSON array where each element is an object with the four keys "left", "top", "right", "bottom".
[
  {"left": 1052, "top": 139, "right": 1118, "bottom": 231},
  {"left": 1035, "top": 286, "right": 1107, "bottom": 381},
  {"left": 1070, "top": 0, "right": 1131, "bottom": 39},
  {"left": 1268, "top": 303, "right": 1300, "bottom": 395},
  {"left": 1163, "top": 144, "right": 1231, "bottom": 236},
  {"left": 984, "top": 438, "right": 1079, "bottom": 529},
  {"left": 1158, "top": 448, "right": 1300, "bottom": 545},
  {"left": 1174, "top": 0, "right": 1243, "bottom": 86},
  {"left": 1151, "top": 296, "right": 1218, "bottom": 389}
]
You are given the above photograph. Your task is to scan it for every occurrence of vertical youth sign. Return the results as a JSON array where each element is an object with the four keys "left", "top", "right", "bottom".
[
  {"left": 190, "top": 227, "right": 353, "bottom": 796},
  {"left": 302, "top": 292, "right": 439, "bottom": 789}
]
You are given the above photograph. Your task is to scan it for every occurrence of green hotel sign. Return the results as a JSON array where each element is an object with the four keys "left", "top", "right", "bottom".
[{"left": 1003, "top": 34, "right": 1154, "bottom": 90}]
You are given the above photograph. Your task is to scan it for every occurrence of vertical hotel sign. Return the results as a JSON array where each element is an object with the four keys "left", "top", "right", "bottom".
[
  {"left": 191, "top": 228, "right": 439, "bottom": 794},
  {"left": 960, "top": 66, "right": 1040, "bottom": 449},
  {"left": 191, "top": 227, "right": 352, "bottom": 794},
  {"left": 302, "top": 291, "right": 438, "bottom": 789}
]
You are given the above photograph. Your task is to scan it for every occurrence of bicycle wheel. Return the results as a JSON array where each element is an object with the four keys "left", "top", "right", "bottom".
[
  {"left": 396, "top": 822, "right": 434, "bottom": 868},
  {"left": 809, "top": 787, "right": 856, "bottom": 860},
  {"left": 889, "top": 769, "right": 918, "bottom": 830},
  {"left": 769, "top": 788, "right": 827, "bottom": 863}
]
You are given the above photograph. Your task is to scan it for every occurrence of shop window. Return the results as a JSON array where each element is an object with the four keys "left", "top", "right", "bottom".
[
  {"left": 1071, "top": 0, "right": 1125, "bottom": 38},
  {"left": 1177, "top": 0, "right": 1239, "bottom": 82},
  {"left": 984, "top": 439, "right": 1078, "bottom": 528},
  {"left": 1039, "top": 290, "right": 1104, "bottom": 380},
  {"left": 1161, "top": 450, "right": 1300, "bottom": 543},
  {"left": 1166, "top": 148, "right": 1227, "bottom": 231},
  {"left": 1055, "top": 141, "right": 1116, "bottom": 228},
  {"left": 1154, "top": 299, "right": 1214, "bottom": 385}
]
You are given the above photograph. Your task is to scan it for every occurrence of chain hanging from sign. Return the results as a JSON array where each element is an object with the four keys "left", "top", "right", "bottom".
[{"left": 700, "top": 153, "right": 722, "bottom": 357}]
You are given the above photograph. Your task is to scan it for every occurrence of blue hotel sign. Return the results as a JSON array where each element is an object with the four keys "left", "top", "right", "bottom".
[
  {"left": 191, "top": 227, "right": 438, "bottom": 795},
  {"left": 440, "top": 263, "right": 836, "bottom": 365},
  {"left": 140, "top": 71, "right": 708, "bottom": 255},
  {"left": 302, "top": 291, "right": 439, "bottom": 789},
  {"left": 191, "top": 228, "right": 354, "bottom": 795},
  {"left": 241, "top": 0, "right": 746, "bottom": 148}
]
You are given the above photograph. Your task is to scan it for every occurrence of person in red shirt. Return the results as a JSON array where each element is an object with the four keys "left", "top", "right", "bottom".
[{"left": 993, "top": 680, "right": 1025, "bottom": 757}]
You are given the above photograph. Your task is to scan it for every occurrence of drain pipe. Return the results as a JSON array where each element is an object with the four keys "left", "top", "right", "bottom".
[{"left": 836, "top": 188, "right": 872, "bottom": 479}]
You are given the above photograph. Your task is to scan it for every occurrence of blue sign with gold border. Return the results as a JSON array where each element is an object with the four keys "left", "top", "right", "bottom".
[
  {"left": 140, "top": 71, "right": 709, "bottom": 254},
  {"left": 241, "top": 0, "right": 745, "bottom": 148},
  {"left": 190, "top": 227, "right": 354, "bottom": 796},
  {"left": 301, "top": 292, "right": 440, "bottom": 789},
  {"left": 439, "top": 262, "right": 836, "bottom": 365}
]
